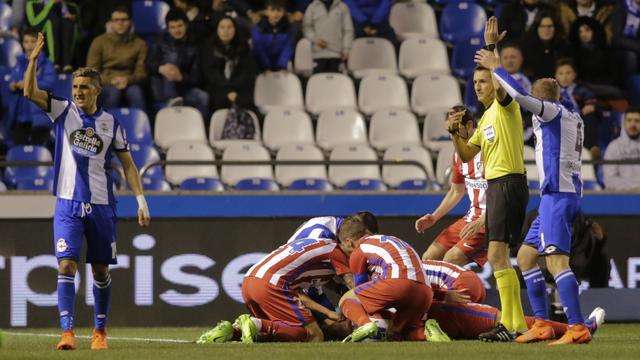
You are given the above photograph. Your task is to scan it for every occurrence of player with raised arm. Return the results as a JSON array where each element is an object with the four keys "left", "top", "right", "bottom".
[
  {"left": 477, "top": 48, "right": 593, "bottom": 345},
  {"left": 23, "top": 33, "right": 150, "bottom": 350},
  {"left": 417, "top": 105, "right": 488, "bottom": 267}
]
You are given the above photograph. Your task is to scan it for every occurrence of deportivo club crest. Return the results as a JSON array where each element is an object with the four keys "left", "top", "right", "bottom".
[{"left": 70, "top": 128, "right": 104, "bottom": 157}]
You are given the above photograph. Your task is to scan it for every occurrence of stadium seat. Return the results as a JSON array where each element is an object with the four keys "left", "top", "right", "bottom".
[
  {"left": 1, "top": 67, "right": 12, "bottom": 107},
  {"left": 16, "top": 176, "right": 54, "bottom": 191},
  {"left": 305, "top": 73, "right": 357, "bottom": 115},
  {"left": 439, "top": 1, "right": 487, "bottom": 44},
  {"left": 254, "top": 72, "right": 304, "bottom": 114},
  {"left": 180, "top": 177, "right": 225, "bottom": 191},
  {"left": 423, "top": 107, "right": 454, "bottom": 152},
  {"left": 132, "top": 0, "right": 169, "bottom": 38},
  {"left": 369, "top": 110, "right": 421, "bottom": 151},
  {"left": 411, "top": 74, "right": 462, "bottom": 116},
  {"left": 329, "top": 144, "right": 380, "bottom": 187},
  {"left": 165, "top": 142, "right": 218, "bottom": 185},
  {"left": 0, "top": 3, "right": 11, "bottom": 31},
  {"left": 141, "top": 175, "right": 172, "bottom": 191},
  {"left": 315, "top": 108, "right": 368, "bottom": 151},
  {"left": 451, "top": 37, "right": 484, "bottom": 78},
  {"left": 288, "top": 178, "right": 334, "bottom": 191},
  {"left": 221, "top": 143, "right": 274, "bottom": 186},
  {"left": 262, "top": 108, "right": 314, "bottom": 151},
  {"left": 397, "top": 179, "right": 430, "bottom": 190},
  {"left": 234, "top": 178, "right": 280, "bottom": 191},
  {"left": 523, "top": 145, "right": 539, "bottom": 189},
  {"left": 154, "top": 106, "right": 207, "bottom": 151},
  {"left": 399, "top": 38, "right": 450, "bottom": 79},
  {"left": 463, "top": 77, "right": 479, "bottom": 113},
  {"left": 208, "top": 108, "right": 261, "bottom": 152},
  {"left": 389, "top": 2, "right": 438, "bottom": 40},
  {"left": 294, "top": 38, "right": 314, "bottom": 77},
  {"left": 581, "top": 147, "right": 601, "bottom": 190},
  {"left": 4, "top": 145, "right": 53, "bottom": 187},
  {"left": 53, "top": 73, "right": 72, "bottom": 100},
  {"left": 129, "top": 143, "right": 163, "bottom": 180},
  {"left": 0, "top": 36, "right": 22, "bottom": 68},
  {"left": 435, "top": 141, "right": 455, "bottom": 187},
  {"left": 275, "top": 144, "right": 327, "bottom": 188},
  {"left": 343, "top": 179, "right": 387, "bottom": 191},
  {"left": 347, "top": 37, "right": 397, "bottom": 79},
  {"left": 358, "top": 74, "right": 410, "bottom": 115},
  {"left": 382, "top": 144, "right": 435, "bottom": 188},
  {"left": 111, "top": 108, "right": 153, "bottom": 145},
  {"left": 0, "top": 180, "right": 6, "bottom": 192},
  {"left": 626, "top": 74, "right": 640, "bottom": 107}
]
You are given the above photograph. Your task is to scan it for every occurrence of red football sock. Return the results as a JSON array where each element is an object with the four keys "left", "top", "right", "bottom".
[
  {"left": 259, "top": 320, "right": 308, "bottom": 342},
  {"left": 340, "top": 299, "right": 371, "bottom": 327}
]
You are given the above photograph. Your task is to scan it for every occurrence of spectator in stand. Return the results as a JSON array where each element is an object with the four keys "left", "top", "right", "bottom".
[
  {"left": 202, "top": 15, "right": 256, "bottom": 114},
  {"left": 521, "top": 11, "right": 571, "bottom": 81},
  {"left": 251, "top": 0, "right": 294, "bottom": 72},
  {"left": 287, "top": 0, "right": 312, "bottom": 39},
  {"left": 86, "top": 6, "right": 148, "bottom": 111},
  {"left": 499, "top": 43, "right": 534, "bottom": 146},
  {"left": 559, "top": 0, "right": 615, "bottom": 41},
  {"left": 146, "top": 9, "right": 209, "bottom": 119},
  {"left": 25, "top": 0, "right": 80, "bottom": 72},
  {"left": 209, "top": 0, "right": 263, "bottom": 39},
  {"left": 78, "top": 1, "right": 132, "bottom": 66},
  {"left": 174, "top": 0, "right": 217, "bottom": 43},
  {"left": 303, "top": 0, "right": 353, "bottom": 74},
  {"left": 555, "top": 58, "right": 602, "bottom": 160},
  {"left": 610, "top": 0, "right": 640, "bottom": 88},
  {"left": 6, "top": 28, "right": 56, "bottom": 146},
  {"left": 343, "top": 0, "right": 396, "bottom": 45},
  {"left": 604, "top": 107, "right": 640, "bottom": 190},
  {"left": 498, "top": 0, "right": 554, "bottom": 43},
  {"left": 569, "top": 16, "right": 610, "bottom": 86}
]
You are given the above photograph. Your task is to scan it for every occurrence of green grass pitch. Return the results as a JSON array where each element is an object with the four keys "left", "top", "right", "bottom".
[{"left": 2, "top": 324, "right": 640, "bottom": 360}]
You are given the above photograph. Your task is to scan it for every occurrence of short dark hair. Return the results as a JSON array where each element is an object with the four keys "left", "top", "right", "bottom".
[
  {"left": 474, "top": 64, "right": 490, "bottom": 73},
  {"left": 498, "top": 41, "right": 521, "bottom": 53},
  {"left": 626, "top": 106, "right": 640, "bottom": 116},
  {"left": 338, "top": 216, "right": 370, "bottom": 243},
  {"left": 555, "top": 57, "right": 576, "bottom": 71},
  {"left": 22, "top": 27, "right": 39, "bottom": 39},
  {"left": 111, "top": 5, "right": 131, "bottom": 18},
  {"left": 165, "top": 9, "right": 189, "bottom": 25},
  {"left": 265, "top": 0, "right": 286, "bottom": 10},
  {"left": 353, "top": 211, "right": 378, "bottom": 233},
  {"left": 450, "top": 105, "right": 476, "bottom": 127}
]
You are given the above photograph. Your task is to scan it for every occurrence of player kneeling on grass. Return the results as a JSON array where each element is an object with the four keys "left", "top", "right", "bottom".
[{"left": 337, "top": 218, "right": 450, "bottom": 342}]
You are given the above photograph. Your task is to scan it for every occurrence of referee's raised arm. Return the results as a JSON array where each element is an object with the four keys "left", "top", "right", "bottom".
[{"left": 23, "top": 32, "right": 50, "bottom": 111}]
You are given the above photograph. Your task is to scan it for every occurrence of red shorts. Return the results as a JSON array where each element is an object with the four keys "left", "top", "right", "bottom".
[
  {"left": 355, "top": 278, "right": 432, "bottom": 334},
  {"left": 452, "top": 271, "right": 486, "bottom": 303},
  {"left": 427, "top": 302, "right": 498, "bottom": 339},
  {"left": 242, "top": 276, "right": 315, "bottom": 327},
  {"left": 435, "top": 217, "right": 488, "bottom": 266}
]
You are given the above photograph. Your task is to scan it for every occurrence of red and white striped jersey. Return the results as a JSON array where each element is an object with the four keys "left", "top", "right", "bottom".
[
  {"left": 350, "top": 235, "right": 426, "bottom": 283},
  {"left": 451, "top": 151, "right": 487, "bottom": 222},
  {"left": 422, "top": 259, "right": 467, "bottom": 291},
  {"left": 246, "top": 238, "right": 350, "bottom": 290}
]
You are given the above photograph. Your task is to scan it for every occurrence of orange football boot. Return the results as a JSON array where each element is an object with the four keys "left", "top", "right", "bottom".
[
  {"left": 56, "top": 330, "right": 77, "bottom": 350},
  {"left": 549, "top": 324, "right": 592, "bottom": 345},
  {"left": 91, "top": 328, "right": 109, "bottom": 350},
  {"left": 515, "top": 319, "right": 556, "bottom": 343}
]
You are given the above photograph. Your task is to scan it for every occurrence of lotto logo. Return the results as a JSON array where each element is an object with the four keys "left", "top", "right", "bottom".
[{"left": 544, "top": 246, "right": 558, "bottom": 254}]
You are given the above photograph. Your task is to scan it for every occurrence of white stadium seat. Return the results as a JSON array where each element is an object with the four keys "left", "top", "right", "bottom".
[
  {"left": 383, "top": 144, "right": 435, "bottom": 187},
  {"left": 220, "top": 143, "right": 274, "bottom": 186},
  {"left": 275, "top": 144, "right": 327, "bottom": 187},
  {"left": 411, "top": 74, "right": 462, "bottom": 116},
  {"left": 165, "top": 142, "right": 218, "bottom": 185},
  {"left": 262, "top": 108, "right": 315, "bottom": 151},
  {"left": 254, "top": 72, "right": 304, "bottom": 114},
  {"left": 208, "top": 108, "right": 261, "bottom": 151},
  {"left": 423, "top": 107, "right": 453, "bottom": 152},
  {"left": 399, "top": 38, "right": 450, "bottom": 79},
  {"left": 305, "top": 73, "right": 357, "bottom": 115},
  {"left": 316, "top": 108, "right": 368, "bottom": 151},
  {"left": 348, "top": 37, "right": 397, "bottom": 79},
  {"left": 329, "top": 144, "right": 380, "bottom": 187},
  {"left": 435, "top": 141, "right": 455, "bottom": 187},
  {"left": 389, "top": 2, "right": 438, "bottom": 40},
  {"left": 358, "top": 74, "right": 410, "bottom": 115},
  {"left": 154, "top": 106, "right": 207, "bottom": 151},
  {"left": 369, "top": 110, "right": 421, "bottom": 151},
  {"left": 294, "top": 38, "right": 314, "bottom": 77}
]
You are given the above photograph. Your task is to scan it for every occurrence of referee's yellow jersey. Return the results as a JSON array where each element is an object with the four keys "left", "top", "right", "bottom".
[{"left": 468, "top": 97, "right": 525, "bottom": 180}]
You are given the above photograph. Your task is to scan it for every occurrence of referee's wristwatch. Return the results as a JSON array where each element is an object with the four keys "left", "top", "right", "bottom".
[{"left": 484, "top": 44, "right": 496, "bottom": 51}]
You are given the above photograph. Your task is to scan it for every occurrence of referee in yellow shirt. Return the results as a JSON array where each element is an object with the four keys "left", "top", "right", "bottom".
[{"left": 448, "top": 17, "right": 528, "bottom": 342}]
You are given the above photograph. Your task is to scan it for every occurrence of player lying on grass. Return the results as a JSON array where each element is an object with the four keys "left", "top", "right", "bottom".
[
  {"left": 337, "top": 218, "right": 450, "bottom": 342},
  {"left": 422, "top": 259, "right": 486, "bottom": 304}
]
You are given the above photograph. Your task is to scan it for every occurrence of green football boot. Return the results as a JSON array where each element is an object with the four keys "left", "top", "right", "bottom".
[
  {"left": 424, "top": 318, "right": 451, "bottom": 342},
  {"left": 235, "top": 314, "right": 258, "bottom": 344},
  {"left": 196, "top": 320, "right": 233, "bottom": 344},
  {"left": 342, "top": 322, "right": 379, "bottom": 343}
]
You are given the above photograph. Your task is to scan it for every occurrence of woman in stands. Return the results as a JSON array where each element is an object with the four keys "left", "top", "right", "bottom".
[{"left": 521, "top": 11, "right": 571, "bottom": 81}]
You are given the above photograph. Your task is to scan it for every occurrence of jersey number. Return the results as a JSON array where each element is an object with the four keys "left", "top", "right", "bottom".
[
  {"left": 288, "top": 238, "right": 319, "bottom": 253},
  {"left": 575, "top": 122, "right": 583, "bottom": 155}
]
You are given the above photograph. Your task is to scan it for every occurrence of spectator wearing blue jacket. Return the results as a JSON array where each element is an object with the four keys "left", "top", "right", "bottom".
[
  {"left": 7, "top": 28, "right": 56, "bottom": 145},
  {"left": 343, "top": 0, "right": 396, "bottom": 45},
  {"left": 251, "top": 0, "right": 295, "bottom": 71}
]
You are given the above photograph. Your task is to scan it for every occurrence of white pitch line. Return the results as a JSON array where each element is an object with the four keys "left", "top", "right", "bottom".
[{"left": 3, "top": 331, "right": 192, "bottom": 343}]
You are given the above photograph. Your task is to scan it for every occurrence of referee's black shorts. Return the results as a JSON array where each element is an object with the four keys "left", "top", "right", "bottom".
[{"left": 485, "top": 174, "right": 528, "bottom": 247}]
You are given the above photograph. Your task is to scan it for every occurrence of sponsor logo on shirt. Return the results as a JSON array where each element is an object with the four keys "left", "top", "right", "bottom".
[
  {"left": 70, "top": 127, "right": 104, "bottom": 157},
  {"left": 464, "top": 179, "right": 488, "bottom": 190}
]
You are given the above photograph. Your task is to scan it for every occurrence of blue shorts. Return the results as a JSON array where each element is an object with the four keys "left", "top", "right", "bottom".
[
  {"left": 524, "top": 193, "right": 581, "bottom": 255},
  {"left": 53, "top": 198, "right": 118, "bottom": 264},
  {"left": 307, "top": 287, "right": 334, "bottom": 322}
]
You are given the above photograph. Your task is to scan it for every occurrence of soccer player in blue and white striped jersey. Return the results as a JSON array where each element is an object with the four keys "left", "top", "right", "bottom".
[
  {"left": 476, "top": 48, "right": 591, "bottom": 345},
  {"left": 23, "top": 33, "right": 151, "bottom": 351}
]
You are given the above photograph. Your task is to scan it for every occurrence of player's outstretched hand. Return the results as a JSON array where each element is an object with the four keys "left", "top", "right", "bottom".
[
  {"left": 444, "top": 289, "right": 471, "bottom": 303},
  {"left": 460, "top": 219, "right": 483, "bottom": 240},
  {"left": 416, "top": 214, "right": 437, "bottom": 233},
  {"left": 29, "top": 32, "right": 45, "bottom": 62},
  {"left": 484, "top": 16, "right": 506, "bottom": 46}
]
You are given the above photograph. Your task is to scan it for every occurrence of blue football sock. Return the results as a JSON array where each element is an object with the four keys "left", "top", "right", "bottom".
[
  {"left": 57, "top": 273, "right": 76, "bottom": 331},
  {"left": 93, "top": 274, "right": 112, "bottom": 330},
  {"left": 555, "top": 269, "right": 583, "bottom": 326},
  {"left": 522, "top": 267, "right": 548, "bottom": 320}
]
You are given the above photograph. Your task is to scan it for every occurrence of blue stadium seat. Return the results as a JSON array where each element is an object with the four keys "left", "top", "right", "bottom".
[
  {"left": 343, "top": 179, "right": 388, "bottom": 191},
  {"left": 0, "top": 36, "right": 23, "bottom": 68},
  {"left": 626, "top": 74, "right": 640, "bottom": 107},
  {"left": 16, "top": 176, "right": 53, "bottom": 191},
  {"left": 129, "top": 143, "right": 163, "bottom": 180},
  {"left": 4, "top": 145, "right": 53, "bottom": 187},
  {"left": 1, "top": 66, "right": 12, "bottom": 107},
  {"left": 288, "top": 178, "right": 334, "bottom": 191},
  {"left": 439, "top": 1, "right": 487, "bottom": 44},
  {"left": 0, "top": 3, "right": 12, "bottom": 31},
  {"left": 397, "top": 179, "right": 430, "bottom": 190},
  {"left": 53, "top": 73, "right": 72, "bottom": 99},
  {"left": 528, "top": 180, "right": 540, "bottom": 189},
  {"left": 235, "top": 178, "right": 280, "bottom": 191},
  {"left": 111, "top": 108, "right": 153, "bottom": 145},
  {"left": 451, "top": 37, "right": 484, "bottom": 78},
  {"left": 583, "top": 180, "right": 600, "bottom": 191},
  {"left": 180, "top": 177, "right": 225, "bottom": 191},
  {"left": 132, "top": 1, "right": 169, "bottom": 39},
  {"left": 464, "top": 77, "right": 479, "bottom": 113},
  {"left": 141, "top": 175, "right": 171, "bottom": 191}
]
